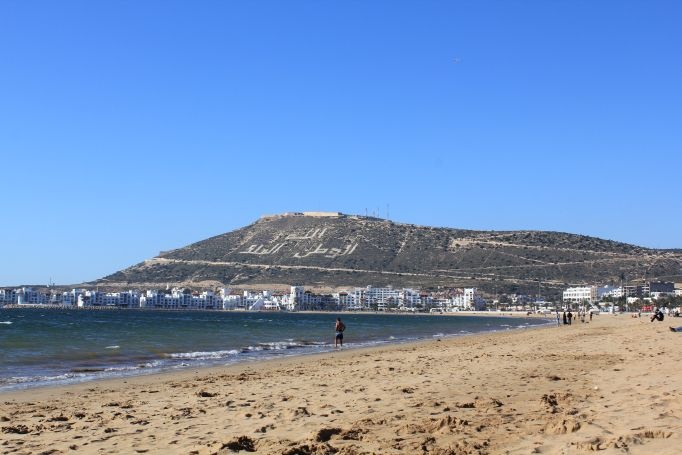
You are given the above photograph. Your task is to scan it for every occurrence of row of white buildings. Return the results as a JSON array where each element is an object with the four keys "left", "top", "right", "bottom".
[
  {"left": 562, "top": 282, "right": 680, "bottom": 304},
  {"left": 0, "top": 285, "right": 487, "bottom": 312}
]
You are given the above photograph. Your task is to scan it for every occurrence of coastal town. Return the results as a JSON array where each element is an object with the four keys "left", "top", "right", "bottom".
[{"left": 2, "top": 280, "right": 681, "bottom": 313}]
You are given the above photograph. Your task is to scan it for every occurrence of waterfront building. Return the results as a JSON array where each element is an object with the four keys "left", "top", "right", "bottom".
[
  {"left": 401, "top": 289, "right": 421, "bottom": 309},
  {"left": 332, "top": 292, "right": 352, "bottom": 310},
  {"left": 299, "top": 290, "right": 322, "bottom": 310},
  {"left": 289, "top": 286, "right": 305, "bottom": 310},
  {"left": 0, "top": 288, "right": 17, "bottom": 304},
  {"left": 610, "top": 282, "right": 675, "bottom": 300},
  {"left": 623, "top": 285, "right": 646, "bottom": 298},
  {"left": 563, "top": 286, "right": 598, "bottom": 304},
  {"left": 247, "top": 292, "right": 281, "bottom": 311},
  {"left": 16, "top": 288, "right": 47, "bottom": 305},
  {"left": 222, "top": 294, "right": 243, "bottom": 310},
  {"left": 649, "top": 281, "right": 675, "bottom": 299},
  {"left": 98, "top": 291, "right": 141, "bottom": 308},
  {"left": 362, "top": 286, "right": 402, "bottom": 309},
  {"left": 139, "top": 289, "right": 222, "bottom": 309},
  {"left": 447, "top": 288, "right": 485, "bottom": 311},
  {"left": 605, "top": 287, "right": 624, "bottom": 298},
  {"left": 345, "top": 286, "right": 420, "bottom": 311},
  {"left": 1, "top": 283, "right": 491, "bottom": 312}
]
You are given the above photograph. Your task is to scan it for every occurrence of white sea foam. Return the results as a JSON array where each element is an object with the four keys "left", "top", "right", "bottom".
[
  {"left": 259, "top": 341, "right": 304, "bottom": 349},
  {"left": 3, "top": 373, "right": 77, "bottom": 384},
  {"left": 167, "top": 350, "right": 240, "bottom": 360},
  {"left": 0, "top": 321, "right": 12, "bottom": 325},
  {"left": 105, "top": 345, "right": 120, "bottom": 349},
  {"left": 105, "top": 361, "right": 163, "bottom": 372},
  {"left": 1, "top": 361, "right": 168, "bottom": 391}
]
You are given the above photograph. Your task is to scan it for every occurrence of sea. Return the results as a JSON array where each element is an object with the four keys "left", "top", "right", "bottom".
[{"left": 0, "top": 308, "right": 550, "bottom": 392}]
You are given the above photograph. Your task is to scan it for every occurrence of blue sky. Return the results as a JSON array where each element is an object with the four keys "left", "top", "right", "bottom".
[{"left": 1, "top": 1, "right": 680, "bottom": 285}]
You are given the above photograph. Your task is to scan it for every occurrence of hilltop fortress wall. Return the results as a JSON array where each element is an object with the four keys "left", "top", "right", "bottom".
[{"left": 260, "top": 211, "right": 344, "bottom": 220}]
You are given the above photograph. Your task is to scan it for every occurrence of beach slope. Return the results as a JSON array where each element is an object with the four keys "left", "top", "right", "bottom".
[{"left": 2, "top": 315, "right": 680, "bottom": 454}]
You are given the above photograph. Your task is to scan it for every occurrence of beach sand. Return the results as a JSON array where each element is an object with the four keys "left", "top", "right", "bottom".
[{"left": 1, "top": 315, "right": 680, "bottom": 454}]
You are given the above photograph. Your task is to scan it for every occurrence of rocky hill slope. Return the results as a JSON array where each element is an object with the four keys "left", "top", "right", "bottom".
[{"left": 98, "top": 213, "right": 682, "bottom": 297}]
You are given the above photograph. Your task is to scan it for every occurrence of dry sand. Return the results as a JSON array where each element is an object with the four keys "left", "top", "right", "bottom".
[{"left": 1, "top": 315, "right": 680, "bottom": 454}]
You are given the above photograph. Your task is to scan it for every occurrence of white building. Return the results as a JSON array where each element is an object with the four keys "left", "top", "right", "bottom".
[
  {"left": 97, "top": 291, "right": 140, "bottom": 308},
  {"left": 222, "top": 294, "right": 244, "bottom": 310},
  {"left": 140, "top": 289, "right": 222, "bottom": 309},
  {"left": 448, "top": 288, "right": 485, "bottom": 311},
  {"left": 15, "top": 288, "right": 48, "bottom": 305},
  {"left": 289, "top": 286, "right": 305, "bottom": 310},
  {"left": 344, "top": 286, "right": 418, "bottom": 310},
  {"left": 401, "top": 289, "right": 421, "bottom": 308},
  {"left": 563, "top": 286, "right": 597, "bottom": 304},
  {"left": 332, "top": 292, "right": 352, "bottom": 310},
  {"left": 0, "top": 289, "right": 17, "bottom": 304},
  {"left": 362, "top": 286, "right": 402, "bottom": 309},
  {"left": 605, "top": 287, "right": 624, "bottom": 298}
]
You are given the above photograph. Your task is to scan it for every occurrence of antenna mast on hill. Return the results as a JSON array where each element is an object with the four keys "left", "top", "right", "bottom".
[{"left": 386, "top": 203, "right": 390, "bottom": 220}]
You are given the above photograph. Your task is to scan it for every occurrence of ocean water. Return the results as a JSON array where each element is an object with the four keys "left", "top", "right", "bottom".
[{"left": 0, "top": 308, "right": 548, "bottom": 392}]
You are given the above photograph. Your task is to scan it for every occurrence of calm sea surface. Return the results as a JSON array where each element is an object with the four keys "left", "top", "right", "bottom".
[{"left": 0, "top": 308, "right": 549, "bottom": 391}]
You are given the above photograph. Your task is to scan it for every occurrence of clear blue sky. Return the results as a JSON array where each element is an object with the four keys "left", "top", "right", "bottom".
[{"left": 1, "top": 1, "right": 680, "bottom": 286}]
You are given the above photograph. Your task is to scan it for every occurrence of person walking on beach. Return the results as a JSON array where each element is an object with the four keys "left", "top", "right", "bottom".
[
  {"left": 563, "top": 311, "right": 567, "bottom": 325},
  {"left": 556, "top": 310, "right": 561, "bottom": 327},
  {"left": 335, "top": 318, "right": 346, "bottom": 348},
  {"left": 567, "top": 310, "right": 573, "bottom": 325}
]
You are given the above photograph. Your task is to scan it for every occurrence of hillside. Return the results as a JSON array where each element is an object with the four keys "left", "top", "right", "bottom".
[{"left": 98, "top": 212, "right": 682, "bottom": 297}]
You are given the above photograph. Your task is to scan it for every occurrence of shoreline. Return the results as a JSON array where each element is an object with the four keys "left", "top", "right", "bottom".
[
  {"left": 2, "top": 315, "right": 679, "bottom": 454},
  {"left": 0, "top": 313, "right": 553, "bottom": 394},
  {"left": 1, "top": 304, "right": 541, "bottom": 315}
]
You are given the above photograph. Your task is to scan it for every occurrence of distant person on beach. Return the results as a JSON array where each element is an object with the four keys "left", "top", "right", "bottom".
[
  {"left": 563, "top": 311, "right": 567, "bottom": 325},
  {"left": 589, "top": 311, "right": 593, "bottom": 321},
  {"left": 335, "top": 318, "right": 346, "bottom": 347},
  {"left": 651, "top": 309, "right": 665, "bottom": 322},
  {"left": 555, "top": 311, "right": 561, "bottom": 327},
  {"left": 567, "top": 311, "right": 573, "bottom": 325}
]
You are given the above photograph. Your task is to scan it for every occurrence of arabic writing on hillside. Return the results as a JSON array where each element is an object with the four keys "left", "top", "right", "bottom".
[
  {"left": 239, "top": 242, "right": 358, "bottom": 258},
  {"left": 286, "top": 227, "right": 327, "bottom": 240},
  {"left": 239, "top": 226, "right": 358, "bottom": 258},
  {"left": 239, "top": 243, "right": 286, "bottom": 255},
  {"left": 293, "top": 243, "right": 358, "bottom": 259}
]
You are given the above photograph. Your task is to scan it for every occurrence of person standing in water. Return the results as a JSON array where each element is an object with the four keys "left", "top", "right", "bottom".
[{"left": 335, "top": 318, "right": 346, "bottom": 348}]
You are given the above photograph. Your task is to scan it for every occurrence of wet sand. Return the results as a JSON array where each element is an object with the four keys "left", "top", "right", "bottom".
[{"left": 1, "top": 314, "right": 680, "bottom": 454}]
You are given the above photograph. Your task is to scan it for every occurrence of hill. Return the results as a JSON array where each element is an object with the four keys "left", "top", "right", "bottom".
[{"left": 97, "top": 212, "right": 682, "bottom": 298}]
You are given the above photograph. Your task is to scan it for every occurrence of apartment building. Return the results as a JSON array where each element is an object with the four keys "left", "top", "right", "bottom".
[{"left": 562, "top": 286, "right": 597, "bottom": 304}]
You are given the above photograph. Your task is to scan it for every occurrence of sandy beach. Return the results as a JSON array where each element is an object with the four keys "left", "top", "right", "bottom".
[{"left": 1, "top": 314, "right": 680, "bottom": 454}]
